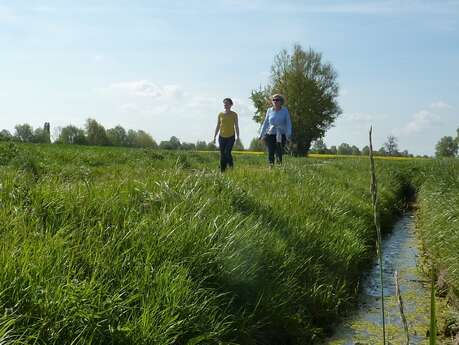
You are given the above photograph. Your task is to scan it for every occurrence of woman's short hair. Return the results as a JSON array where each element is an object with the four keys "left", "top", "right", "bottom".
[
  {"left": 271, "top": 94, "right": 285, "bottom": 105},
  {"left": 223, "top": 98, "right": 233, "bottom": 105}
]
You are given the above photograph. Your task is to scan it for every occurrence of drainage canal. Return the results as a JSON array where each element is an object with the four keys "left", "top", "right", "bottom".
[{"left": 327, "top": 210, "right": 432, "bottom": 344}]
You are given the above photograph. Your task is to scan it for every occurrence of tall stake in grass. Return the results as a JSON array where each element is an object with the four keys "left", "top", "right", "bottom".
[
  {"left": 394, "top": 270, "right": 410, "bottom": 345},
  {"left": 429, "top": 265, "right": 437, "bottom": 345},
  {"left": 369, "top": 126, "right": 386, "bottom": 345}
]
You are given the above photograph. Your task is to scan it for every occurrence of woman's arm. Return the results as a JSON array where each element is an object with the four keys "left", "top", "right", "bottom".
[
  {"left": 234, "top": 113, "right": 240, "bottom": 141},
  {"left": 212, "top": 115, "right": 220, "bottom": 143},
  {"left": 259, "top": 109, "right": 270, "bottom": 138}
]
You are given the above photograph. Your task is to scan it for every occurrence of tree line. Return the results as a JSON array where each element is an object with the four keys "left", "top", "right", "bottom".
[
  {"left": 2, "top": 119, "right": 456, "bottom": 158},
  {"left": 309, "top": 135, "right": 415, "bottom": 157},
  {"left": 0, "top": 119, "right": 246, "bottom": 151}
]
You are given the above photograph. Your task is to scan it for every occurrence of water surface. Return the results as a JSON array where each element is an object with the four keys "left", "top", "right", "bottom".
[{"left": 327, "top": 211, "right": 431, "bottom": 344}]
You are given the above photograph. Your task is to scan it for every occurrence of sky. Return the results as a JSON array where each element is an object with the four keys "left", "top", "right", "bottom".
[{"left": 1, "top": 0, "right": 458, "bottom": 155}]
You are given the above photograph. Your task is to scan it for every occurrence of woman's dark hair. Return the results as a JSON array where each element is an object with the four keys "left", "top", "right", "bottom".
[{"left": 223, "top": 98, "right": 233, "bottom": 105}]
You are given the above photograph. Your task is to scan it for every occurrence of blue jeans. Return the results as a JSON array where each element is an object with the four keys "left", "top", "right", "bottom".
[
  {"left": 219, "top": 135, "right": 235, "bottom": 172},
  {"left": 264, "top": 134, "right": 286, "bottom": 165}
]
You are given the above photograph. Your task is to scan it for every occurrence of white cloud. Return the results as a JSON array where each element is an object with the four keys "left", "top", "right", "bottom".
[
  {"left": 96, "top": 80, "right": 259, "bottom": 146},
  {"left": 120, "top": 103, "right": 139, "bottom": 113},
  {"left": 430, "top": 101, "right": 453, "bottom": 110},
  {"left": 338, "top": 112, "right": 388, "bottom": 126},
  {"left": 108, "top": 80, "right": 185, "bottom": 99},
  {"left": 393, "top": 110, "right": 441, "bottom": 136}
]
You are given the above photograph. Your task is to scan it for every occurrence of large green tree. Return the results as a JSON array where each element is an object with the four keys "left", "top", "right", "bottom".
[
  {"left": 57, "top": 125, "right": 87, "bottom": 144},
  {"left": 14, "top": 124, "right": 34, "bottom": 142},
  {"left": 85, "top": 118, "right": 109, "bottom": 146},
  {"left": 310, "top": 139, "right": 328, "bottom": 154},
  {"left": 384, "top": 135, "right": 399, "bottom": 156},
  {"left": 0, "top": 130, "right": 12, "bottom": 141},
  {"left": 106, "top": 125, "right": 128, "bottom": 146},
  {"left": 250, "top": 44, "right": 341, "bottom": 155},
  {"left": 435, "top": 136, "right": 458, "bottom": 157},
  {"left": 337, "top": 142, "right": 352, "bottom": 155}
]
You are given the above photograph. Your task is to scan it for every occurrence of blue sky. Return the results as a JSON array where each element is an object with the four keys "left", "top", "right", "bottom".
[{"left": 1, "top": 0, "right": 458, "bottom": 155}]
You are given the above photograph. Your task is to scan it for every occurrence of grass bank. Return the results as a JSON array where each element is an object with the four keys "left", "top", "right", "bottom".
[
  {"left": 0, "top": 143, "right": 424, "bottom": 344},
  {"left": 416, "top": 159, "right": 459, "bottom": 338}
]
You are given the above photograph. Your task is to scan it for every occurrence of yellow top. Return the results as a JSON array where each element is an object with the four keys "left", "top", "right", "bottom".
[{"left": 218, "top": 111, "right": 238, "bottom": 138}]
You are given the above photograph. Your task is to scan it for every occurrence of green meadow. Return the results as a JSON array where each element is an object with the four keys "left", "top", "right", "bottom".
[
  {"left": 0, "top": 143, "right": 457, "bottom": 344},
  {"left": 416, "top": 159, "right": 459, "bottom": 325}
]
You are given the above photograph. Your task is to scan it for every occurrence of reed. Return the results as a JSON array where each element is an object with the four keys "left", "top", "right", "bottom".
[
  {"left": 430, "top": 265, "right": 437, "bottom": 345},
  {"left": 394, "top": 270, "right": 410, "bottom": 345},
  {"left": 369, "top": 126, "right": 386, "bottom": 345}
]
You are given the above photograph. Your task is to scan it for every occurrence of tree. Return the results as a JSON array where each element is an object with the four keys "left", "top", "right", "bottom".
[
  {"left": 85, "top": 118, "right": 109, "bottom": 146},
  {"left": 159, "top": 136, "right": 181, "bottom": 150},
  {"left": 250, "top": 44, "right": 341, "bottom": 156},
  {"left": 14, "top": 124, "right": 34, "bottom": 142},
  {"left": 133, "top": 130, "right": 157, "bottom": 148},
  {"left": 207, "top": 142, "right": 218, "bottom": 151},
  {"left": 249, "top": 137, "right": 265, "bottom": 152},
  {"left": 435, "top": 136, "right": 458, "bottom": 157},
  {"left": 181, "top": 142, "right": 196, "bottom": 150},
  {"left": 0, "top": 130, "right": 12, "bottom": 141},
  {"left": 126, "top": 129, "right": 137, "bottom": 147},
  {"left": 57, "top": 125, "right": 87, "bottom": 144},
  {"left": 107, "top": 125, "right": 128, "bottom": 146},
  {"left": 400, "top": 150, "right": 411, "bottom": 157},
  {"left": 329, "top": 145, "right": 337, "bottom": 155},
  {"left": 32, "top": 128, "right": 50, "bottom": 143},
  {"left": 384, "top": 135, "right": 399, "bottom": 156},
  {"left": 310, "top": 139, "right": 328, "bottom": 154},
  {"left": 337, "top": 143, "right": 352, "bottom": 155},
  {"left": 361, "top": 145, "right": 370, "bottom": 156},
  {"left": 377, "top": 147, "right": 387, "bottom": 156},
  {"left": 350, "top": 145, "right": 361, "bottom": 155},
  {"left": 196, "top": 141, "right": 208, "bottom": 151}
]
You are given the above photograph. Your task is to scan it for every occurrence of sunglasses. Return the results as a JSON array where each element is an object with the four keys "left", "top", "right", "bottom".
[{"left": 272, "top": 99, "right": 281, "bottom": 102}]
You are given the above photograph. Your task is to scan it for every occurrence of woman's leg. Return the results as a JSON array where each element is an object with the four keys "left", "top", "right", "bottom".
[
  {"left": 218, "top": 136, "right": 228, "bottom": 172},
  {"left": 264, "top": 135, "right": 276, "bottom": 165},
  {"left": 226, "top": 136, "right": 235, "bottom": 168},
  {"left": 275, "top": 135, "right": 286, "bottom": 164}
]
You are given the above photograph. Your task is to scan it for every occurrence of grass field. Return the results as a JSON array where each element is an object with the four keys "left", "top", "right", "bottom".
[
  {"left": 416, "top": 159, "right": 459, "bottom": 325},
  {"left": 0, "top": 142, "right": 457, "bottom": 344}
]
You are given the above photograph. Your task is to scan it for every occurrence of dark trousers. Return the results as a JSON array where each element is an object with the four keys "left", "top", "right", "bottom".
[
  {"left": 219, "top": 135, "right": 235, "bottom": 172},
  {"left": 264, "top": 134, "right": 286, "bottom": 165}
]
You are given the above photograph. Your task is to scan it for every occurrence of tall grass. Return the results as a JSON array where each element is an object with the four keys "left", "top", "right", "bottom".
[
  {"left": 416, "top": 158, "right": 459, "bottom": 342},
  {"left": 394, "top": 270, "right": 410, "bottom": 345},
  {"left": 369, "top": 127, "right": 386, "bottom": 344},
  {"left": 0, "top": 143, "right": 431, "bottom": 344}
]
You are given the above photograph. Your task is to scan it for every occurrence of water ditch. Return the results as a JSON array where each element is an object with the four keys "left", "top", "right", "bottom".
[{"left": 327, "top": 210, "right": 433, "bottom": 344}]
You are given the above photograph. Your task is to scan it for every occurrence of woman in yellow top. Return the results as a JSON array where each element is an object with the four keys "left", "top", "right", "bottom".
[{"left": 212, "top": 98, "right": 240, "bottom": 172}]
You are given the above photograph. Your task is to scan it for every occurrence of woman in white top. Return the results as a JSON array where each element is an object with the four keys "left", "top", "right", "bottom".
[{"left": 259, "top": 94, "right": 292, "bottom": 166}]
